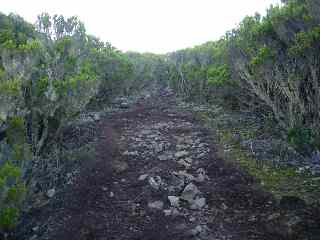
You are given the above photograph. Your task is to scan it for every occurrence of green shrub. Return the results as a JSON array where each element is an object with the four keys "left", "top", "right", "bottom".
[
  {"left": 0, "top": 207, "right": 20, "bottom": 230},
  {"left": 207, "top": 65, "right": 230, "bottom": 86},
  {"left": 287, "top": 127, "right": 317, "bottom": 154}
]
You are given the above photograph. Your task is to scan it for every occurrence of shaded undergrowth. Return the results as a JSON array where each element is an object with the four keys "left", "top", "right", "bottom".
[{"left": 190, "top": 104, "right": 320, "bottom": 204}]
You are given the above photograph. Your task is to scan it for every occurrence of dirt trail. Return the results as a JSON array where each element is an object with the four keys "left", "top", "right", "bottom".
[{"left": 19, "top": 91, "right": 286, "bottom": 240}]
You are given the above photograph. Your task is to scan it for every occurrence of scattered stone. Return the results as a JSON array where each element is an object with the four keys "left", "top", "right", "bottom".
[
  {"left": 176, "top": 144, "right": 187, "bottom": 151},
  {"left": 181, "top": 183, "right": 200, "bottom": 202},
  {"left": 163, "top": 208, "right": 180, "bottom": 217},
  {"left": 109, "top": 192, "right": 114, "bottom": 198},
  {"left": 123, "top": 151, "right": 139, "bottom": 156},
  {"left": 141, "top": 130, "right": 152, "bottom": 135},
  {"left": 169, "top": 175, "right": 185, "bottom": 191},
  {"left": 154, "top": 143, "right": 165, "bottom": 153},
  {"left": 175, "top": 171, "right": 195, "bottom": 182},
  {"left": 112, "top": 160, "right": 129, "bottom": 173},
  {"left": 221, "top": 203, "right": 228, "bottom": 210},
  {"left": 92, "top": 113, "right": 101, "bottom": 121},
  {"left": 175, "top": 151, "right": 189, "bottom": 158},
  {"left": 186, "top": 225, "right": 204, "bottom": 236},
  {"left": 190, "top": 197, "right": 206, "bottom": 210},
  {"left": 148, "top": 176, "right": 162, "bottom": 190},
  {"left": 138, "top": 174, "right": 149, "bottom": 181},
  {"left": 158, "top": 154, "right": 171, "bottom": 161},
  {"left": 46, "top": 189, "right": 56, "bottom": 198},
  {"left": 177, "top": 159, "right": 191, "bottom": 168},
  {"left": 32, "top": 226, "right": 39, "bottom": 232},
  {"left": 148, "top": 201, "right": 164, "bottom": 210},
  {"left": 120, "top": 102, "right": 129, "bottom": 109},
  {"left": 195, "top": 168, "right": 208, "bottom": 182},
  {"left": 168, "top": 196, "right": 180, "bottom": 208}
]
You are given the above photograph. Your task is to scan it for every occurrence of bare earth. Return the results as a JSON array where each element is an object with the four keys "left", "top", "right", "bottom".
[{"left": 18, "top": 91, "right": 308, "bottom": 240}]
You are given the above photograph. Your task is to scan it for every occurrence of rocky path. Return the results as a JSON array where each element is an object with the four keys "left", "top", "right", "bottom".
[{"left": 20, "top": 91, "right": 289, "bottom": 240}]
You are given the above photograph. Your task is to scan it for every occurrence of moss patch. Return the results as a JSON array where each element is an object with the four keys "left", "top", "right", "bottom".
[{"left": 197, "top": 109, "right": 320, "bottom": 204}]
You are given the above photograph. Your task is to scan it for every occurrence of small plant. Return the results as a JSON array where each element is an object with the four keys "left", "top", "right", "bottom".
[{"left": 287, "top": 127, "right": 316, "bottom": 155}]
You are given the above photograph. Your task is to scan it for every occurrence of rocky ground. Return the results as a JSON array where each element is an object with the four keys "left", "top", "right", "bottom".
[{"left": 16, "top": 90, "right": 320, "bottom": 240}]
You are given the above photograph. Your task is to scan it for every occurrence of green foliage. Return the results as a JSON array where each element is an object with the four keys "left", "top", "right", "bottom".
[
  {"left": 250, "top": 47, "right": 274, "bottom": 69},
  {"left": 6, "top": 117, "right": 26, "bottom": 145},
  {"left": 0, "top": 207, "right": 20, "bottom": 230},
  {"left": 287, "top": 127, "right": 317, "bottom": 154},
  {"left": 0, "top": 79, "right": 22, "bottom": 96},
  {"left": 207, "top": 65, "right": 230, "bottom": 86},
  {"left": 0, "top": 162, "right": 26, "bottom": 231},
  {"left": 289, "top": 26, "right": 320, "bottom": 55}
]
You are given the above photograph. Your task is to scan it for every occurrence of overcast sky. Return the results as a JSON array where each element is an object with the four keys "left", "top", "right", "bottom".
[{"left": 2, "top": 0, "right": 281, "bottom": 53}]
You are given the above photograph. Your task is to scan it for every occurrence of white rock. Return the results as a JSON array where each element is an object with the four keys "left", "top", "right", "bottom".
[
  {"left": 148, "top": 176, "right": 162, "bottom": 190},
  {"left": 168, "top": 196, "right": 180, "bottom": 208},
  {"left": 138, "top": 174, "right": 149, "bottom": 181},
  {"left": 148, "top": 201, "right": 164, "bottom": 210}
]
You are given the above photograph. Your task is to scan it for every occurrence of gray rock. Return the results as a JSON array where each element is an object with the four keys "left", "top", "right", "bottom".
[
  {"left": 175, "top": 151, "right": 189, "bottom": 158},
  {"left": 46, "top": 188, "right": 55, "bottom": 198},
  {"left": 163, "top": 208, "right": 180, "bottom": 217},
  {"left": 123, "top": 150, "right": 139, "bottom": 156},
  {"left": 148, "top": 201, "right": 164, "bottom": 210},
  {"left": 169, "top": 175, "right": 185, "bottom": 191},
  {"left": 181, "top": 183, "right": 200, "bottom": 202},
  {"left": 190, "top": 197, "right": 206, "bottom": 210},
  {"left": 176, "top": 144, "right": 187, "bottom": 151},
  {"left": 158, "top": 153, "right": 171, "bottom": 161},
  {"left": 141, "top": 129, "right": 153, "bottom": 135},
  {"left": 175, "top": 171, "right": 195, "bottom": 182},
  {"left": 177, "top": 159, "right": 191, "bottom": 168},
  {"left": 195, "top": 168, "right": 208, "bottom": 182},
  {"left": 155, "top": 143, "right": 164, "bottom": 153}
]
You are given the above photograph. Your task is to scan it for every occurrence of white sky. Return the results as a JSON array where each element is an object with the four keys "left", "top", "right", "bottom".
[{"left": 2, "top": 0, "right": 281, "bottom": 53}]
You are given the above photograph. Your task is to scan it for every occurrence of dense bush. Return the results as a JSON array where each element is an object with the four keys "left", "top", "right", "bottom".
[
  {"left": 166, "top": 0, "right": 320, "bottom": 153},
  {"left": 0, "top": 12, "right": 146, "bottom": 231}
]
